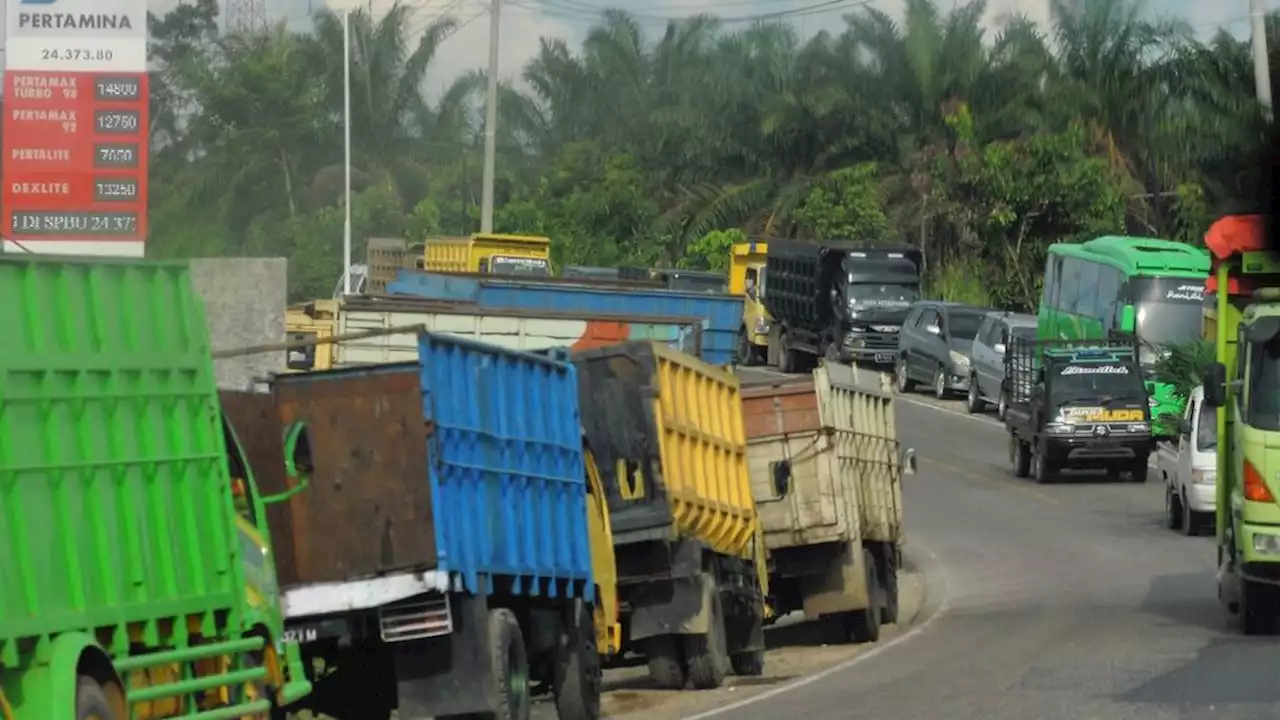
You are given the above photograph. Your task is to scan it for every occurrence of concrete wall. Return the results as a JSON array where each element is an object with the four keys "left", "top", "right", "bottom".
[{"left": 189, "top": 258, "right": 287, "bottom": 390}]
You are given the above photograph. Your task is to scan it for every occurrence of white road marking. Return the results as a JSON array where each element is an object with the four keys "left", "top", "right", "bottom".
[
  {"left": 894, "top": 395, "right": 1159, "bottom": 470},
  {"left": 681, "top": 547, "right": 951, "bottom": 720}
]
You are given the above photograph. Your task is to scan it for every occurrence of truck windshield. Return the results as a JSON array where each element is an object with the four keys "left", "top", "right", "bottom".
[
  {"left": 1248, "top": 338, "right": 1280, "bottom": 431},
  {"left": 1129, "top": 278, "right": 1206, "bottom": 364},
  {"left": 1052, "top": 363, "right": 1145, "bottom": 403},
  {"left": 488, "top": 256, "right": 550, "bottom": 276},
  {"left": 847, "top": 283, "right": 919, "bottom": 308}
]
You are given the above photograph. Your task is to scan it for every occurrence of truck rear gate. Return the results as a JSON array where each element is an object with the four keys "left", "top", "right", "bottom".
[
  {"left": 740, "top": 365, "right": 906, "bottom": 643},
  {"left": 0, "top": 257, "right": 309, "bottom": 718},
  {"left": 232, "top": 331, "right": 600, "bottom": 719},
  {"left": 573, "top": 341, "right": 767, "bottom": 690}
]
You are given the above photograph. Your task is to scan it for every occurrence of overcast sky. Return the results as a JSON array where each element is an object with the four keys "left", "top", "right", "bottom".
[{"left": 1, "top": 0, "right": 1265, "bottom": 96}]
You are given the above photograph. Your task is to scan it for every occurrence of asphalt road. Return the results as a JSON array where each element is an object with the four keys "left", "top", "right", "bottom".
[{"left": 696, "top": 368, "right": 1280, "bottom": 720}]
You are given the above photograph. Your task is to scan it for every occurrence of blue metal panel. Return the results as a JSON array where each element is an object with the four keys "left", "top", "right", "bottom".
[
  {"left": 390, "top": 270, "right": 743, "bottom": 365},
  {"left": 416, "top": 331, "right": 594, "bottom": 600}
]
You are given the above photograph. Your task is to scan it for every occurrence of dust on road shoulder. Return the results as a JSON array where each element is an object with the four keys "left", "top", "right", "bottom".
[{"left": 587, "top": 566, "right": 926, "bottom": 719}]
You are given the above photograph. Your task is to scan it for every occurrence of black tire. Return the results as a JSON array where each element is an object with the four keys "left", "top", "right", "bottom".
[
  {"left": 681, "top": 593, "right": 729, "bottom": 690},
  {"left": 76, "top": 676, "right": 117, "bottom": 720},
  {"left": 487, "top": 608, "right": 532, "bottom": 720},
  {"left": 895, "top": 356, "right": 914, "bottom": 393},
  {"left": 1166, "top": 484, "right": 1183, "bottom": 531},
  {"left": 1130, "top": 456, "right": 1149, "bottom": 483},
  {"left": 1011, "top": 437, "right": 1031, "bottom": 478},
  {"left": 845, "top": 549, "right": 882, "bottom": 644},
  {"left": 965, "top": 377, "right": 984, "bottom": 413},
  {"left": 1180, "top": 491, "right": 1198, "bottom": 537},
  {"left": 1032, "top": 446, "right": 1052, "bottom": 484},
  {"left": 729, "top": 610, "right": 765, "bottom": 676},
  {"left": 778, "top": 335, "right": 794, "bottom": 374},
  {"left": 879, "top": 550, "right": 900, "bottom": 624},
  {"left": 933, "top": 366, "right": 948, "bottom": 400},
  {"left": 737, "top": 328, "right": 755, "bottom": 366},
  {"left": 1239, "top": 578, "right": 1279, "bottom": 635},
  {"left": 644, "top": 635, "right": 686, "bottom": 690},
  {"left": 553, "top": 603, "right": 601, "bottom": 720},
  {"left": 997, "top": 391, "right": 1009, "bottom": 421}
]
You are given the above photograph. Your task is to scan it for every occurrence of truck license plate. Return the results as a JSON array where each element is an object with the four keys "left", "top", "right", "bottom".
[
  {"left": 282, "top": 627, "right": 319, "bottom": 644},
  {"left": 874, "top": 353, "right": 893, "bottom": 364}
]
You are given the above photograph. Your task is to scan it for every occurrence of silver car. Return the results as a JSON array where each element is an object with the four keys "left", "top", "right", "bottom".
[{"left": 967, "top": 311, "right": 1037, "bottom": 417}]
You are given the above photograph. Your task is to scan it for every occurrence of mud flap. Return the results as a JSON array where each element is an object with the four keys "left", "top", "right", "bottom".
[
  {"left": 628, "top": 572, "right": 717, "bottom": 643},
  {"left": 393, "top": 594, "right": 496, "bottom": 718},
  {"left": 800, "top": 541, "right": 871, "bottom": 617}
]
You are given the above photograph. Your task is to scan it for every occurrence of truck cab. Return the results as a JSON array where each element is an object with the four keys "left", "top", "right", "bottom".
[
  {"left": 1005, "top": 340, "right": 1153, "bottom": 483},
  {"left": 1157, "top": 385, "right": 1217, "bottom": 535},
  {"left": 730, "top": 241, "right": 771, "bottom": 365}
]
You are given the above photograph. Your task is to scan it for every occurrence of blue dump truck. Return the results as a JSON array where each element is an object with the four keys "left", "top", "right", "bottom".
[
  {"left": 385, "top": 268, "right": 744, "bottom": 365},
  {"left": 222, "top": 331, "right": 607, "bottom": 719}
]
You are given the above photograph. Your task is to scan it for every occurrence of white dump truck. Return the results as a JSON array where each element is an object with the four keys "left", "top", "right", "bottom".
[{"left": 739, "top": 363, "right": 915, "bottom": 642}]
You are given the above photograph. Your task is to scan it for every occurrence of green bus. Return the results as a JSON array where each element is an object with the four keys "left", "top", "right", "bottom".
[{"left": 1036, "top": 236, "right": 1211, "bottom": 437}]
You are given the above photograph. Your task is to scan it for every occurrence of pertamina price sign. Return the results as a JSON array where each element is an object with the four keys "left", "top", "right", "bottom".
[{"left": 4, "top": 0, "right": 149, "bottom": 256}]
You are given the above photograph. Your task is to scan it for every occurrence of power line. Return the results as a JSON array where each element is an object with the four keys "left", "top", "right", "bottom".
[{"left": 514, "top": 0, "right": 870, "bottom": 25}]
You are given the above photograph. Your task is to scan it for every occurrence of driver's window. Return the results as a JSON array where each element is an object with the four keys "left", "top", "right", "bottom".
[
  {"left": 478, "top": 258, "right": 490, "bottom": 273},
  {"left": 745, "top": 268, "right": 758, "bottom": 298},
  {"left": 1237, "top": 325, "right": 1249, "bottom": 412},
  {"left": 222, "top": 419, "right": 258, "bottom": 526}
]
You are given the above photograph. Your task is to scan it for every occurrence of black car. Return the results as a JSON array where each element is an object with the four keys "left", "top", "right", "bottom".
[{"left": 895, "top": 301, "right": 992, "bottom": 399}]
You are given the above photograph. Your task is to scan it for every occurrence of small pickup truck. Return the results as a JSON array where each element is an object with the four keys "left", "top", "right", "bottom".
[{"left": 1157, "top": 385, "right": 1217, "bottom": 535}]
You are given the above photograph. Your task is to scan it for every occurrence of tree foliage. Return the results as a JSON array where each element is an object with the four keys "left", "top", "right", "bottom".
[{"left": 139, "top": 0, "right": 1274, "bottom": 301}]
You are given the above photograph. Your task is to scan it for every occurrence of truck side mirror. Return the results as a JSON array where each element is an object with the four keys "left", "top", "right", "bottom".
[
  {"left": 993, "top": 342, "right": 1006, "bottom": 354},
  {"left": 1203, "top": 362, "right": 1227, "bottom": 407},
  {"left": 926, "top": 324, "right": 941, "bottom": 335},
  {"left": 771, "top": 460, "right": 792, "bottom": 499},
  {"left": 900, "top": 448, "right": 917, "bottom": 475},
  {"left": 1177, "top": 417, "right": 1191, "bottom": 436}
]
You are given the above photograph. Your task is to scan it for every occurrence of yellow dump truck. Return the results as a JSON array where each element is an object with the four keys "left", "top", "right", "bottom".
[
  {"left": 730, "top": 241, "right": 771, "bottom": 365},
  {"left": 423, "top": 233, "right": 552, "bottom": 275},
  {"left": 572, "top": 341, "right": 769, "bottom": 690},
  {"left": 284, "top": 299, "right": 338, "bottom": 371},
  {"left": 740, "top": 363, "right": 915, "bottom": 643}
]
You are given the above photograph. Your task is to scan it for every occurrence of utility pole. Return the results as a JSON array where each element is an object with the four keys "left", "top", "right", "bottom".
[
  {"left": 342, "top": 9, "right": 353, "bottom": 294},
  {"left": 1251, "top": 0, "right": 1272, "bottom": 112},
  {"left": 480, "top": 0, "right": 500, "bottom": 233}
]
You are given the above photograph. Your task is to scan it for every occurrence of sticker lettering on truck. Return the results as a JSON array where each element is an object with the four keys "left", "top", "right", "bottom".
[{"left": 1061, "top": 406, "right": 1145, "bottom": 422}]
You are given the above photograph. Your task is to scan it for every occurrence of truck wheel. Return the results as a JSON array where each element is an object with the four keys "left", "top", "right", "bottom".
[
  {"left": 644, "top": 635, "right": 686, "bottom": 690},
  {"left": 778, "top": 335, "right": 794, "bottom": 374},
  {"left": 965, "top": 378, "right": 984, "bottom": 413},
  {"left": 845, "top": 549, "right": 883, "bottom": 644},
  {"left": 728, "top": 611, "right": 765, "bottom": 677},
  {"left": 895, "top": 356, "right": 914, "bottom": 393},
  {"left": 488, "top": 608, "right": 532, "bottom": 720},
  {"left": 76, "top": 676, "right": 117, "bottom": 720},
  {"left": 1180, "top": 491, "right": 1199, "bottom": 537},
  {"left": 880, "top": 550, "right": 900, "bottom": 624},
  {"left": 553, "top": 602, "right": 602, "bottom": 720},
  {"left": 1238, "top": 579, "right": 1279, "bottom": 635},
  {"left": 1129, "top": 456, "right": 1149, "bottom": 483},
  {"left": 681, "top": 593, "right": 729, "bottom": 689},
  {"left": 737, "top": 328, "right": 757, "bottom": 367},
  {"left": 1010, "top": 437, "right": 1031, "bottom": 478},
  {"left": 933, "top": 366, "right": 948, "bottom": 400},
  {"left": 996, "top": 391, "right": 1009, "bottom": 421},
  {"left": 1032, "top": 447, "right": 1052, "bottom": 484},
  {"left": 1165, "top": 485, "right": 1184, "bottom": 531}
]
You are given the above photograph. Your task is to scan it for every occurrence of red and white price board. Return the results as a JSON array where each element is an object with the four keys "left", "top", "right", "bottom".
[{"left": 4, "top": 0, "right": 149, "bottom": 256}]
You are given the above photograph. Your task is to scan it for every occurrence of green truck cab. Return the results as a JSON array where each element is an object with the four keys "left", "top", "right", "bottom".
[
  {"left": 0, "top": 257, "right": 310, "bottom": 719},
  {"left": 1199, "top": 215, "right": 1280, "bottom": 634},
  {"left": 1004, "top": 338, "right": 1153, "bottom": 483}
]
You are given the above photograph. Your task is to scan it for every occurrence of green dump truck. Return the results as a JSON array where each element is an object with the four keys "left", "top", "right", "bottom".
[
  {"left": 0, "top": 256, "right": 311, "bottom": 719},
  {"left": 1200, "top": 215, "right": 1280, "bottom": 634}
]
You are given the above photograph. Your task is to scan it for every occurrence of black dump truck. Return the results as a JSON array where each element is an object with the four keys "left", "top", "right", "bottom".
[
  {"left": 1004, "top": 337, "right": 1155, "bottom": 483},
  {"left": 762, "top": 240, "right": 923, "bottom": 372}
]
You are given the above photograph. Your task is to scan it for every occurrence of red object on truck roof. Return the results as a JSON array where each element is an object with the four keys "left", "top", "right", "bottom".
[{"left": 1204, "top": 215, "right": 1269, "bottom": 294}]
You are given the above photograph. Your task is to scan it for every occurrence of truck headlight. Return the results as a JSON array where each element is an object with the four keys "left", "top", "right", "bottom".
[
  {"left": 1046, "top": 422, "right": 1074, "bottom": 434},
  {"left": 1128, "top": 423, "right": 1150, "bottom": 433},
  {"left": 949, "top": 350, "right": 970, "bottom": 368},
  {"left": 1253, "top": 532, "right": 1280, "bottom": 555},
  {"left": 1148, "top": 396, "right": 1158, "bottom": 407},
  {"left": 1190, "top": 468, "right": 1216, "bottom": 485}
]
